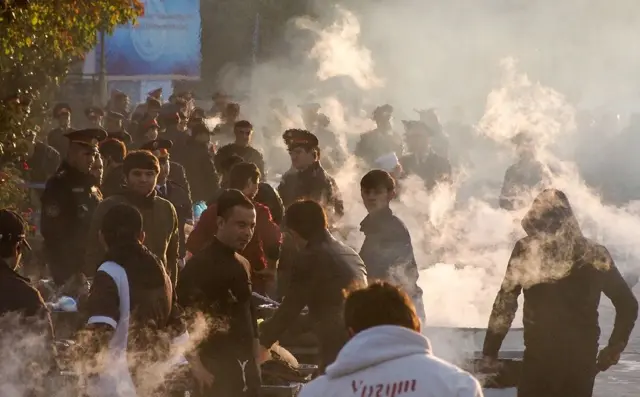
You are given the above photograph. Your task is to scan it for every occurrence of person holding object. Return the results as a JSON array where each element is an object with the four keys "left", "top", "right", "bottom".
[
  {"left": 299, "top": 282, "right": 482, "bottom": 397},
  {"left": 259, "top": 200, "right": 367, "bottom": 371},
  {"left": 482, "top": 189, "right": 638, "bottom": 397},
  {"left": 177, "top": 190, "right": 264, "bottom": 397}
]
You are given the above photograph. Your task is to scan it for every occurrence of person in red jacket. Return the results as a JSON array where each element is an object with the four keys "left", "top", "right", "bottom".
[{"left": 187, "top": 162, "right": 281, "bottom": 297}]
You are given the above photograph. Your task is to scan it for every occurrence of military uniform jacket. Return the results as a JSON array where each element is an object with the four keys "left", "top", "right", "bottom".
[
  {"left": 46, "top": 126, "right": 74, "bottom": 159},
  {"left": 277, "top": 161, "right": 344, "bottom": 219},
  {"left": 157, "top": 180, "right": 193, "bottom": 259},
  {"left": 24, "top": 141, "right": 61, "bottom": 185},
  {"left": 85, "top": 190, "right": 180, "bottom": 286},
  {"left": 40, "top": 162, "right": 102, "bottom": 285}
]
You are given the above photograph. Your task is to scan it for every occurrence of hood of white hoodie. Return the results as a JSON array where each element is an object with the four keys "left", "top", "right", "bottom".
[{"left": 325, "top": 325, "right": 432, "bottom": 379}]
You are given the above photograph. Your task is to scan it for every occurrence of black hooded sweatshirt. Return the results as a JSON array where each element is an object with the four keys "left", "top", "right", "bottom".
[{"left": 483, "top": 189, "right": 638, "bottom": 395}]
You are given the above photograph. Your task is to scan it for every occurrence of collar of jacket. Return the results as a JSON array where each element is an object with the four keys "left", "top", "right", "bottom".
[
  {"left": 122, "top": 188, "right": 157, "bottom": 209},
  {"left": 211, "top": 236, "right": 238, "bottom": 255},
  {"left": 305, "top": 229, "right": 333, "bottom": 247},
  {"left": 299, "top": 161, "right": 322, "bottom": 177},
  {"left": 359, "top": 207, "right": 393, "bottom": 233},
  {"left": 0, "top": 258, "right": 30, "bottom": 283}
]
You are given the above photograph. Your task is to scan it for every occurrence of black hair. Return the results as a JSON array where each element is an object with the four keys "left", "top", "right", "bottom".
[
  {"left": 216, "top": 189, "right": 255, "bottom": 219},
  {"left": 226, "top": 102, "right": 240, "bottom": 113},
  {"left": 219, "top": 154, "right": 244, "bottom": 175},
  {"left": 100, "top": 204, "right": 143, "bottom": 248},
  {"left": 284, "top": 200, "right": 327, "bottom": 240},
  {"left": 228, "top": 162, "right": 261, "bottom": 190},
  {"left": 123, "top": 150, "right": 160, "bottom": 176},
  {"left": 344, "top": 281, "right": 420, "bottom": 334},
  {"left": 234, "top": 120, "right": 253, "bottom": 130},
  {"left": 99, "top": 138, "right": 127, "bottom": 163},
  {"left": 360, "top": 169, "right": 395, "bottom": 192}
]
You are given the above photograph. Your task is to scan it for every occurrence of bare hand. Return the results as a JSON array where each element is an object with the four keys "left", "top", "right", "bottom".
[{"left": 597, "top": 345, "right": 622, "bottom": 372}]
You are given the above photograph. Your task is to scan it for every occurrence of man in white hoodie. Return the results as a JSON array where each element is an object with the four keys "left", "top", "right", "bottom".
[{"left": 299, "top": 281, "right": 483, "bottom": 397}]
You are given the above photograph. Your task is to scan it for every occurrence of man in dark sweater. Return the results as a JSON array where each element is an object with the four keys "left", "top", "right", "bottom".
[
  {"left": 177, "top": 189, "right": 262, "bottom": 397},
  {"left": 358, "top": 170, "right": 426, "bottom": 324},
  {"left": 214, "top": 120, "right": 265, "bottom": 177}
]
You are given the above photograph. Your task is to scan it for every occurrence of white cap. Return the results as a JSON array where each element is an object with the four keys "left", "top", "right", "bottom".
[{"left": 374, "top": 152, "right": 400, "bottom": 172}]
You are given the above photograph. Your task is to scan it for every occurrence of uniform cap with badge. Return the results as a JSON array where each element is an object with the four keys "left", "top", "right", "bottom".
[
  {"left": 282, "top": 129, "right": 319, "bottom": 150},
  {"left": 64, "top": 128, "right": 107, "bottom": 150},
  {"left": 140, "top": 139, "right": 173, "bottom": 159},
  {"left": 53, "top": 103, "right": 72, "bottom": 118},
  {"left": 0, "top": 209, "right": 32, "bottom": 251}
]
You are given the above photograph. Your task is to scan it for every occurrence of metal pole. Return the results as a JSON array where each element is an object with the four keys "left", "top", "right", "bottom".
[{"left": 98, "top": 29, "right": 107, "bottom": 107}]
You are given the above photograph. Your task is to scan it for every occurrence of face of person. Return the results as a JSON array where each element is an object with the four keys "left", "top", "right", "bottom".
[
  {"left": 126, "top": 168, "right": 158, "bottom": 196},
  {"left": 361, "top": 186, "right": 393, "bottom": 213},
  {"left": 70, "top": 146, "right": 98, "bottom": 174},
  {"left": 145, "top": 127, "right": 159, "bottom": 141},
  {"left": 242, "top": 177, "right": 260, "bottom": 199},
  {"left": 58, "top": 112, "right": 71, "bottom": 128},
  {"left": 156, "top": 154, "right": 170, "bottom": 184},
  {"left": 289, "top": 146, "right": 315, "bottom": 170},
  {"left": 217, "top": 206, "right": 256, "bottom": 251},
  {"left": 90, "top": 155, "right": 104, "bottom": 186},
  {"left": 234, "top": 126, "right": 252, "bottom": 146}
]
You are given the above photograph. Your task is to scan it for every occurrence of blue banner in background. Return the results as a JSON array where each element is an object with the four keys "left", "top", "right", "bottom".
[{"left": 104, "top": 0, "right": 201, "bottom": 79}]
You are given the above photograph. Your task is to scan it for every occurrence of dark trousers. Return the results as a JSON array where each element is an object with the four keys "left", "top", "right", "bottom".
[
  {"left": 518, "top": 345, "right": 598, "bottom": 397},
  {"left": 196, "top": 353, "right": 261, "bottom": 397}
]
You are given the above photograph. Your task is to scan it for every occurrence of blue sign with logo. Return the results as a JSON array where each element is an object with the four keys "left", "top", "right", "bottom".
[{"left": 103, "top": 0, "right": 201, "bottom": 79}]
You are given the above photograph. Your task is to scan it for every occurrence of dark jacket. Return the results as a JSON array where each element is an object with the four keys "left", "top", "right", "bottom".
[
  {"left": 277, "top": 161, "right": 344, "bottom": 220},
  {"left": 182, "top": 140, "right": 220, "bottom": 203},
  {"left": 400, "top": 152, "right": 452, "bottom": 192},
  {"left": 214, "top": 143, "right": 265, "bottom": 176},
  {"left": 354, "top": 127, "right": 404, "bottom": 167},
  {"left": 254, "top": 183, "right": 285, "bottom": 225},
  {"left": 85, "top": 190, "right": 180, "bottom": 286},
  {"left": 101, "top": 164, "right": 124, "bottom": 199},
  {"left": 177, "top": 238, "right": 261, "bottom": 396},
  {"left": 157, "top": 180, "right": 193, "bottom": 259},
  {"left": 46, "top": 127, "right": 74, "bottom": 158},
  {"left": 260, "top": 230, "right": 367, "bottom": 369},
  {"left": 499, "top": 157, "right": 547, "bottom": 210},
  {"left": 0, "top": 259, "right": 57, "bottom": 393},
  {"left": 24, "top": 141, "right": 61, "bottom": 185},
  {"left": 483, "top": 189, "right": 638, "bottom": 397},
  {"left": 359, "top": 207, "right": 425, "bottom": 320},
  {"left": 40, "top": 162, "right": 102, "bottom": 285}
]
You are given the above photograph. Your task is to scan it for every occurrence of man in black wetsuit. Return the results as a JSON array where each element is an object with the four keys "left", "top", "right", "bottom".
[
  {"left": 482, "top": 189, "right": 638, "bottom": 397},
  {"left": 177, "top": 189, "right": 262, "bottom": 397}
]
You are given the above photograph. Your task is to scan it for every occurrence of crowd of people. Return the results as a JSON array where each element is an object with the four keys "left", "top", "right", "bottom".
[{"left": 0, "top": 86, "right": 638, "bottom": 397}]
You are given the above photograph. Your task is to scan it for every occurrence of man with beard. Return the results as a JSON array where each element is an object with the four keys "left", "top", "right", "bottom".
[
  {"left": 0, "top": 209, "right": 56, "bottom": 395},
  {"left": 177, "top": 189, "right": 264, "bottom": 397},
  {"left": 46, "top": 103, "right": 75, "bottom": 158},
  {"left": 214, "top": 120, "right": 265, "bottom": 177},
  {"left": 81, "top": 203, "right": 182, "bottom": 396},
  {"left": 141, "top": 139, "right": 193, "bottom": 269},
  {"left": 183, "top": 122, "right": 220, "bottom": 204},
  {"left": 259, "top": 200, "right": 367, "bottom": 371},
  {"left": 277, "top": 129, "right": 343, "bottom": 220},
  {"left": 482, "top": 189, "right": 638, "bottom": 397},
  {"left": 354, "top": 104, "right": 404, "bottom": 168},
  {"left": 41, "top": 128, "right": 106, "bottom": 288},
  {"left": 358, "top": 170, "right": 426, "bottom": 324},
  {"left": 85, "top": 150, "right": 179, "bottom": 285},
  {"left": 98, "top": 138, "right": 127, "bottom": 199},
  {"left": 499, "top": 131, "right": 549, "bottom": 211},
  {"left": 399, "top": 120, "right": 452, "bottom": 192},
  {"left": 187, "top": 162, "right": 281, "bottom": 297}
]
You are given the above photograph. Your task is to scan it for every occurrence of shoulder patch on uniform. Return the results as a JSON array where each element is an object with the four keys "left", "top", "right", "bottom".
[{"left": 44, "top": 204, "right": 60, "bottom": 217}]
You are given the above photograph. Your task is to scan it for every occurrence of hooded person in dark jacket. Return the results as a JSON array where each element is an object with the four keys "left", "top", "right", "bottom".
[{"left": 482, "top": 189, "right": 638, "bottom": 397}]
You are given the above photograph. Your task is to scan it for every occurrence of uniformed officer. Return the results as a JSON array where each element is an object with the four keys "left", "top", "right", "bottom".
[
  {"left": 140, "top": 139, "right": 193, "bottom": 264},
  {"left": 0, "top": 209, "right": 57, "bottom": 390},
  {"left": 105, "top": 111, "right": 133, "bottom": 146},
  {"left": 40, "top": 128, "right": 106, "bottom": 288},
  {"left": 354, "top": 104, "right": 404, "bottom": 168},
  {"left": 277, "top": 129, "right": 343, "bottom": 220},
  {"left": 84, "top": 106, "right": 105, "bottom": 129},
  {"left": 46, "top": 103, "right": 75, "bottom": 158}
]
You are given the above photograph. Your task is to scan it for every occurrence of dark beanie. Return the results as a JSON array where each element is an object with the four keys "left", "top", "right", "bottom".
[{"left": 123, "top": 150, "right": 160, "bottom": 175}]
